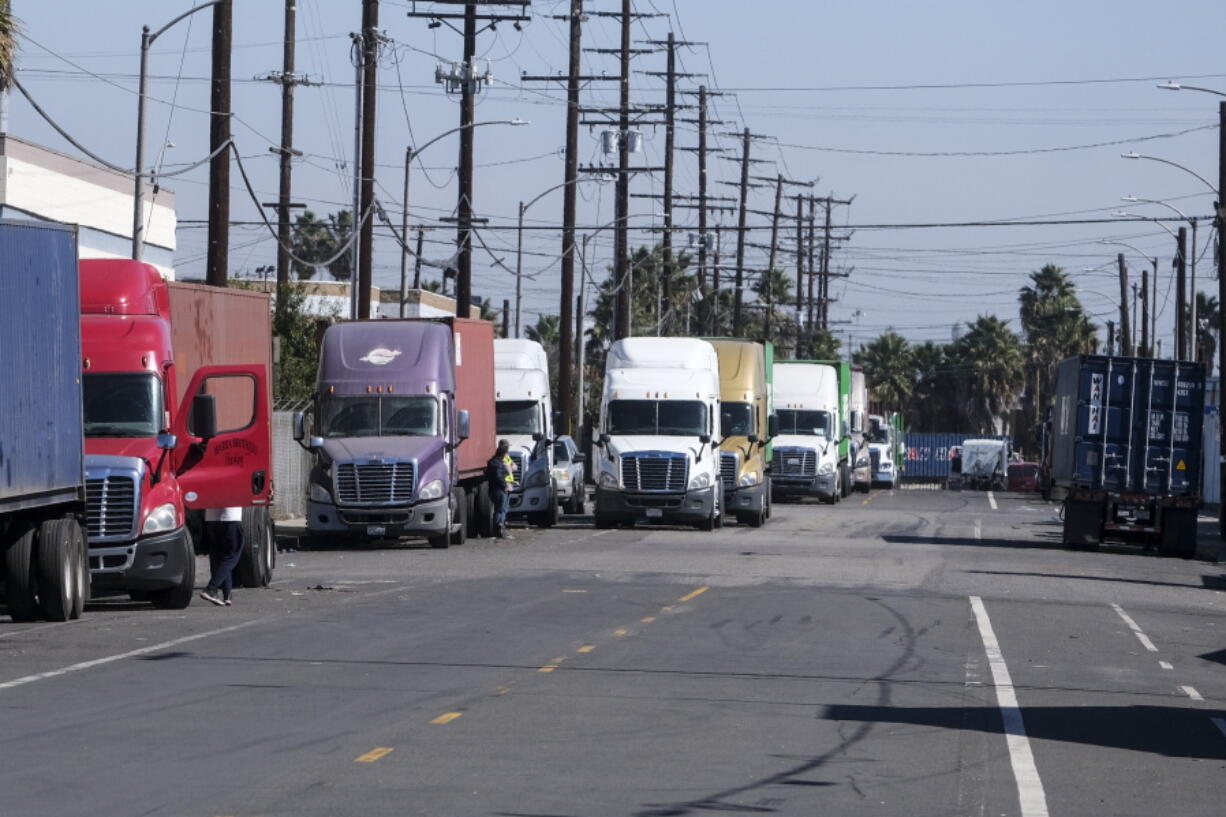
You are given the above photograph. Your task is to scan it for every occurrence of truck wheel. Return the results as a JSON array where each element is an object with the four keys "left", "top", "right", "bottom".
[
  {"left": 538, "top": 495, "right": 559, "bottom": 528},
  {"left": 35, "top": 518, "right": 77, "bottom": 622},
  {"left": 69, "top": 522, "right": 88, "bottom": 620},
  {"left": 428, "top": 501, "right": 451, "bottom": 549},
  {"left": 449, "top": 488, "right": 468, "bottom": 546},
  {"left": 150, "top": 539, "right": 196, "bottom": 610},
  {"left": 1062, "top": 499, "right": 1102, "bottom": 549},
  {"left": 3, "top": 523, "right": 39, "bottom": 622},
  {"left": 473, "top": 483, "right": 495, "bottom": 538},
  {"left": 1159, "top": 508, "right": 1198, "bottom": 558},
  {"left": 573, "top": 481, "right": 587, "bottom": 514},
  {"left": 235, "top": 507, "right": 273, "bottom": 588}
]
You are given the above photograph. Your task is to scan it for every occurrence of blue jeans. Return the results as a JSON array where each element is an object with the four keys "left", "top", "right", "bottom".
[{"left": 492, "top": 488, "right": 510, "bottom": 529}]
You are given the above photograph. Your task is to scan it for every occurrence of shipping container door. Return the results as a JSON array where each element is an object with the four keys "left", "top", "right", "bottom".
[
  {"left": 1137, "top": 361, "right": 1204, "bottom": 495},
  {"left": 1072, "top": 360, "right": 1135, "bottom": 491}
]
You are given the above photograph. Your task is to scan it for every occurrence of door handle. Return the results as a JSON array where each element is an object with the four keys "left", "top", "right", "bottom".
[{"left": 252, "top": 469, "right": 267, "bottom": 495}]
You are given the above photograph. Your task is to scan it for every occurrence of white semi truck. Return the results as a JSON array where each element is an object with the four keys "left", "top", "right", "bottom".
[
  {"left": 850, "top": 366, "right": 871, "bottom": 493},
  {"left": 594, "top": 338, "right": 724, "bottom": 530},
  {"left": 494, "top": 339, "right": 559, "bottom": 527},
  {"left": 770, "top": 362, "right": 846, "bottom": 503}
]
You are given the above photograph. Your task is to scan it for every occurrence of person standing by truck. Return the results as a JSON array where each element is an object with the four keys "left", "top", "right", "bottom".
[
  {"left": 487, "top": 441, "right": 515, "bottom": 539},
  {"left": 200, "top": 508, "right": 244, "bottom": 606}
]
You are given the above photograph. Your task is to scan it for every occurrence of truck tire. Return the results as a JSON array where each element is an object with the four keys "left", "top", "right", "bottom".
[
  {"left": 3, "top": 523, "right": 39, "bottom": 622},
  {"left": 449, "top": 488, "right": 468, "bottom": 546},
  {"left": 473, "top": 483, "right": 495, "bottom": 538},
  {"left": 1062, "top": 499, "right": 1102, "bottom": 549},
  {"left": 69, "top": 522, "right": 88, "bottom": 620},
  {"left": 235, "top": 507, "right": 273, "bottom": 588},
  {"left": 714, "top": 486, "right": 725, "bottom": 529},
  {"left": 150, "top": 537, "right": 196, "bottom": 610},
  {"left": 428, "top": 501, "right": 451, "bottom": 549},
  {"left": 535, "top": 494, "right": 559, "bottom": 528},
  {"left": 594, "top": 512, "right": 616, "bottom": 529},
  {"left": 1159, "top": 508, "right": 1198, "bottom": 559},
  {"left": 35, "top": 518, "right": 77, "bottom": 622}
]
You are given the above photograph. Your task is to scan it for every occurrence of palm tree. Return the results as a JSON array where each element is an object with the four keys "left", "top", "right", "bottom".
[
  {"left": 953, "top": 315, "right": 1025, "bottom": 434},
  {"left": 1, "top": 0, "right": 17, "bottom": 91},
  {"left": 526, "top": 314, "right": 560, "bottom": 349},
  {"left": 909, "top": 341, "right": 955, "bottom": 431},
  {"left": 855, "top": 332, "right": 912, "bottom": 412}
]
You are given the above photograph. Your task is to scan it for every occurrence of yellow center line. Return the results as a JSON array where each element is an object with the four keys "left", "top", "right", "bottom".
[
  {"left": 538, "top": 664, "right": 557, "bottom": 673},
  {"left": 577, "top": 645, "right": 595, "bottom": 653},
  {"left": 861, "top": 498, "right": 871, "bottom": 505},
  {"left": 661, "top": 605, "right": 674, "bottom": 612},
  {"left": 613, "top": 628, "right": 629, "bottom": 637},
  {"left": 640, "top": 616, "right": 655, "bottom": 623},
  {"left": 355, "top": 747, "right": 394, "bottom": 763},
  {"left": 493, "top": 686, "right": 511, "bottom": 695},
  {"left": 677, "top": 586, "right": 709, "bottom": 603},
  {"left": 430, "top": 712, "right": 463, "bottom": 725}
]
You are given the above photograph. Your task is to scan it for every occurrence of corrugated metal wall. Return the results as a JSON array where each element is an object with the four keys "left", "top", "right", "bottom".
[
  {"left": 903, "top": 432, "right": 1012, "bottom": 481},
  {"left": 271, "top": 411, "right": 311, "bottom": 520}
]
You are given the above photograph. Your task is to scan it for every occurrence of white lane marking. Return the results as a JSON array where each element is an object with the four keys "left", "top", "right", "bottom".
[
  {"left": 0, "top": 620, "right": 260, "bottom": 693},
  {"left": 1110, "top": 603, "right": 1158, "bottom": 652},
  {"left": 1212, "top": 717, "right": 1226, "bottom": 738},
  {"left": 1159, "top": 661, "right": 1174, "bottom": 670},
  {"left": 987, "top": 491, "right": 998, "bottom": 510},
  {"left": 969, "top": 596, "right": 1050, "bottom": 817},
  {"left": 1181, "top": 685, "right": 1204, "bottom": 701},
  {"left": 974, "top": 520, "right": 982, "bottom": 540}
]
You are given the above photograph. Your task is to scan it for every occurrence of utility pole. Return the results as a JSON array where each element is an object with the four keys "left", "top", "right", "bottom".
[
  {"left": 765, "top": 174, "right": 783, "bottom": 342},
  {"left": 274, "top": 0, "right": 298, "bottom": 291},
  {"left": 1176, "top": 225, "right": 1188, "bottom": 359},
  {"left": 1152, "top": 257, "right": 1158, "bottom": 357},
  {"left": 412, "top": 1, "right": 531, "bottom": 320},
  {"left": 614, "top": 0, "right": 631, "bottom": 340},
  {"left": 660, "top": 32, "right": 677, "bottom": 329},
  {"left": 357, "top": 0, "right": 379, "bottom": 318},
  {"left": 560, "top": 0, "right": 582, "bottom": 431},
  {"left": 413, "top": 226, "right": 425, "bottom": 289},
  {"left": 1107, "top": 320, "right": 1116, "bottom": 356},
  {"left": 711, "top": 225, "right": 722, "bottom": 335},
  {"left": 205, "top": 0, "right": 232, "bottom": 287},
  {"left": 1216, "top": 99, "right": 1225, "bottom": 539},
  {"left": 806, "top": 196, "right": 817, "bottom": 336},
  {"left": 820, "top": 198, "right": 831, "bottom": 329},
  {"left": 1140, "top": 262, "right": 1149, "bottom": 357},
  {"left": 1117, "top": 253, "right": 1132, "bottom": 356},
  {"left": 794, "top": 193, "right": 804, "bottom": 354},
  {"left": 697, "top": 86, "right": 709, "bottom": 325},
  {"left": 732, "top": 127, "right": 751, "bottom": 334}
]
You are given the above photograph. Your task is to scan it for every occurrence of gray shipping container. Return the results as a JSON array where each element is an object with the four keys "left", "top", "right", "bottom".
[
  {"left": 0, "top": 219, "right": 84, "bottom": 514},
  {"left": 902, "top": 432, "right": 1012, "bottom": 481}
]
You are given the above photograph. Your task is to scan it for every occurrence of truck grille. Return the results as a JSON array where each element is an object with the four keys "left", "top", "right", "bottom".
[
  {"left": 775, "top": 447, "right": 816, "bottom": 477},
  {"left": 720, "top": 451, "right": 738, "bottom": 490},
  {"left": 871, "top": 450, "right": 882, "bottom": 472},
  {"left": 622, "top": 453, "right": 689, "bottom": 492},
  {"left": 508, "top": 451, "right": 526, "bottom": 490},
  {"left": 335, "top": 461, "right": 415, "bottom": 505},
  {"left": 86, "top": 476, "right": 138, "bottom": 542}
]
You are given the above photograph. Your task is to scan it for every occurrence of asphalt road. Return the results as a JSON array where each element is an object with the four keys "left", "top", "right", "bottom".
[{"left": 2, "top": 488, "right": 1224, "bottom": 817}]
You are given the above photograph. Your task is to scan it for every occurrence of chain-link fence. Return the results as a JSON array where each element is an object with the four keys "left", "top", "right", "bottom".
[{"left": 272, "top": 403, "right": 311, "bottom": 520}]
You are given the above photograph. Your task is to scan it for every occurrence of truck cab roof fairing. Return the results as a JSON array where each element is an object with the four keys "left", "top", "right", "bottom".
[{"left": 318, "top": 321, "right": 455, "bottom": 397}]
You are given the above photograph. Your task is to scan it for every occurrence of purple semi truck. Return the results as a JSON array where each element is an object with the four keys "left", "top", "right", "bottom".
[{"left": 294, "top": 318, "right": 497, "bottom": 548}]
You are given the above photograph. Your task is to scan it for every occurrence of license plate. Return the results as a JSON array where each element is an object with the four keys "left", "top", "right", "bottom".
[
  {"left": 645, "top": 508, "right": 663, "bottom": 518},
  {"left": 786, "top": 458, "right": 800, "bottom": 466},
  {"left": 366, "top": 525, "right": 386, "bottom": 537}
]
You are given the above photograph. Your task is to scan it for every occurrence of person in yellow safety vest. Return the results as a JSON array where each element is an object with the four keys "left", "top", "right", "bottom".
[{"left": 486, "top": 439, "right": 515, "bottom": 539}]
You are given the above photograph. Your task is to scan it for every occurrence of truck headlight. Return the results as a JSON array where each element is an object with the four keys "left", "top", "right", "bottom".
[
  {"left": 309, "top": 482, "right": 333, "bottom": 502},
  {"left": 552, "top": 467, "right": 570, "bottom": 482},
  {"left": 598, "top": 470, "right": 619, "bottom": 489},
  {"left": 817, "top": 461, "right": 835, "bottom": 476},
  {"left": 738, "top": 471, "right": 759, "bottom": 487},
  {"left": 142, "top": 503, "right": 177, "bottom": 535},
  {"left": 525, "top": 468, "right": 551, "bottom": 489},
  {"left": 418, "top": 479, "right": 445, "bottom": 501},
  {"left": 689, "top": 472, "right": 711, "bottom": 490}
]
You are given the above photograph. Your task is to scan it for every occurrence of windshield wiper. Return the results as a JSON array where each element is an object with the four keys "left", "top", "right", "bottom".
[{"left": 85, "top": 426, "right": 145, "bottom": 437}]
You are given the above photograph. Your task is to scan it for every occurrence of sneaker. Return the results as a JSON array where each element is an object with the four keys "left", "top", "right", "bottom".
[
  {"left": 223, "top": 599, "right": 233, "bottom": 606},
  {"left": 199, "top": 590, "right": 224, "bottom": 606}
]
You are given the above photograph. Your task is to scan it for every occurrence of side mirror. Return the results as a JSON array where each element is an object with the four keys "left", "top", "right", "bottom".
[
  {"left": 699, "top": 433, "right": 711, "bottom": 444},
  {"left": 574, "top": 453, "right": 586, "bottom": 464},
  {"left": 552, "top": 410, "right": 563, "bottom": 430},
  {"left": 293, "top": 411, "right": 306, "bottom": 442},
  {"left": 456, "top": 409, "right": 471, "bottom": 441},
  {"left": 308, "top": 436, "right": 324, "bottom": 450},
  {"left": 747, "top": 433, "right": 759, "bottom": 444},
  {"left": 532, "top": 431, "right": 544, "bottom": 442},
  {"left": 598, "top": 432, "right": 610, "bottom": 446},
  {"left": 156, "top": 433, "right": 178, "bottom": 450},
  {"left": 768, "top": 413, "right": 780, "bottom": 439},
  {"left": 191, "top": 393, "right": 217, "bottom": 440}
]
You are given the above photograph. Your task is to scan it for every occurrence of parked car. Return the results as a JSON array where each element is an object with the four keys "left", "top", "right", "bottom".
[
  {"left": 552, "top": 435, "right": 586, "bottom": 515},
  {"left": 1007, "top": 462, "right": 1043, "bottom": 493}
]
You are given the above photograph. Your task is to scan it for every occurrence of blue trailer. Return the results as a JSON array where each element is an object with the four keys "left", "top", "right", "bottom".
[
  {"left": 902, "top": 432, "right": 1012, "bottom": 483},
  {"left": 1051, "top": 355, "right": 1205, "bottom": 555},
  {"left": 0, "top": 220, "right": 90, "bottom": 621}
]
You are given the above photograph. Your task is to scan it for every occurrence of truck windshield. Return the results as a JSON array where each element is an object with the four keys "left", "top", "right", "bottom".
[
  {"left": 869, "top": 427, "right": 890, "bottom": 444},
  {"left": 607, "top": 400, "right": 707, "bottom": 436},
  {"left": 721, "top": 402, "right": 754, "bottom": 436},
  {"left": 320, "top": 395, "right": 438, "bottom": 437},
  {"left": 497, "top": 400, "right": 541, "bottom": 435},
  {"left": 83, "top": 373, "right": 163, "bottom": 437},
  {"left": 778, "top": 409, "right": 831, "bottom": 437}
]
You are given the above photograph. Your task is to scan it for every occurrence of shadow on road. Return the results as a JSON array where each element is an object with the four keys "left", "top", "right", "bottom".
[
  {"left": 965, "top": 569, "right": 1226, "bottom": 592},
  {"left": 824, "top": 702, "right": 1226, "bottom": 760}
]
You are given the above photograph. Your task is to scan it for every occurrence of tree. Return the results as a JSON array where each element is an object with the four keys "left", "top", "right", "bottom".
[
  {"left": 951, "top": 315, "right": 1025, "bottom": 435},
  {"left": 1196, "top": 292, "right": 1219, "bottom": 370},
  {"left": 291, "top": 210, "right": 353, "bottom": 281},
  {"left": 909, "top": 341, "right": 956, "bottom": 432},
  {"left": 271, "top": 283, "right": 330, "bottom": 403},
  {"left": 0, "top": 0, "right": 16, "bottom": 90},
  {"left": 855, "top": 332, "right": 912, "bottom": 412},
  {"left": 746, "top": 268, "right": 802, "bottom": 356}
]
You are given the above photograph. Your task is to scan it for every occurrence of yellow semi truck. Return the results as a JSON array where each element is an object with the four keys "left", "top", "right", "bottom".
[{"left": 706, "top": 339, "right": 776, "bottom": 527}]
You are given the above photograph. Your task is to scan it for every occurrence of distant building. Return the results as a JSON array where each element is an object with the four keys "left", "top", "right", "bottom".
[
  {"left": 240, "top": 280, "right": 480, "bottom": 321},
  {"left": 0, "top": 134, "right": 177, "bottom": 279}
]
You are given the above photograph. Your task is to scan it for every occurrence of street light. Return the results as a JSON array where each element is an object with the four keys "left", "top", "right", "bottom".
[
  {"left": 1099, "top": 239, "right": 1160, "bottom": 357},
  {"left": 397, "top": 118, "right": 529, "bottom": 316},
  {"left": 1120, "top": 196, "right": 1200, "bottom": 361},
  {"left": 515, "top": 176, "right": 605, "bottom": 336},
  {"left": 1121, "top": 152, "right": 1217, "bottom": 195},
  {"left": 132, "top": 1, "right": 225, "bottom": 261}
]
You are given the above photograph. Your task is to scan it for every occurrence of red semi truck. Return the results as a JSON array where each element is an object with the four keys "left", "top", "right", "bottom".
[{"left": 79, "top": 260, "right": 275, "bottom": 608}]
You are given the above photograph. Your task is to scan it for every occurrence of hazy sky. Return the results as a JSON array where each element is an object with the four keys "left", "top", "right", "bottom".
[{"left": 7, "top": 1, "right": 1225, "bottom": 352}]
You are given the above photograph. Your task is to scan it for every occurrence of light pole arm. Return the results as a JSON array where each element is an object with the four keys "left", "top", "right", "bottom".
[
  {"left": 149, "top": 0, "right": 224, "bottom": 45},
  {"left": 1123, "top": 153, "right": 1219, "bottom": 196},
  {"left": 411, "top": 119, "right": 528, "bottom": 158}
]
